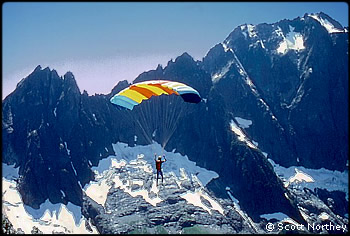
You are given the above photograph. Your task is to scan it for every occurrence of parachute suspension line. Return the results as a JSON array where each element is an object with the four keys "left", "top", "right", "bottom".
[
  {"left": 166, "top": 96, "right": 176, "bottom": 142},
  {"left": 138, "top": 104, "right": 149, "bottom": 137},
  {"left": 162, "top": 95, "right": 187, "bottom": 149},
  {"left": 135, "top": 117, "right": 153, "bottom": 144},
  {"left": 161, "top": 95, "right": 169, "bottom": 146},
  {"left": 155, "top": 96, "right": 160, "bottom": 139},
  {"left": 136, "top": 96, "right": 161, "bottom": 145},
  {"left": 119, "top": 109, "right": 149, "bottom": 146},
  {"left": 141, "top": 106, "right": 154, "bottom": 144},
  {"left": 121, "top": 95, "right": 194, "bottom": 150},
  {"left": 130, "top": 102, "right": 153, "bottom": 145},
  {"left": 153, "top": 94, "right": 165, "bottom": 146},
  {"left": 149, "top": 96, "right": 158, "bottom": 141},
  {"left": 162, "top": 104, "right": 180, "bottom": 148},
  {"left": 161, "top": 95, "right": 171, "bottom": 148},
  {"left": 148, "top": 98, "right": 157, "bottom": 142},
  {"left": 163, "top": 96, "right": 175, "bottom": 147}
]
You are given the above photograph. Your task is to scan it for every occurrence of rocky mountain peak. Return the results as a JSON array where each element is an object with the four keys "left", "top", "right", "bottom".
[
  {"left": 175, "top": 52, "right": 195, "bottom": 63},
  {"left": 14, "top": 65, "right": 59, "bottom": 91},
  {"left": 308, "top": 12, "right": 344, "bottom": 29},
  {"left": 63, "top": 71, "right": 81, "bottom": 95},
  {"left": 163, "top": 52, "right": 197, "bottom": 77},
  {"left": 109, "top": 79, "right": 130, "bottom": 96},
  {"left": 156, "top": 63, "right": 163, "bottom": 71},
  {"left": 34, "top": 64, "right": 43, "bottom": 72},
  {"left": 202, "top": 43, "right": 236, "bottom": 78},
  {"left": 204, "top": 43, "right": 227, "bottom": 61}
]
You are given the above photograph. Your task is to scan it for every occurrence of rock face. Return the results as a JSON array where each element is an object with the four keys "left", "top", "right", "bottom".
[
  {"left": 201, "top": 13, "right": 348, "bottom": 171},
  {"left": 2, "top": 12, "right": 348, "bottom": 229},
  {"left": 2, "top": 66, "right": 126, "bottom": 208}
]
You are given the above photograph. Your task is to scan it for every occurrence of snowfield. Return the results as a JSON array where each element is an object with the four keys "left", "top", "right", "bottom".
[
  {"left": 92, "top": 141, "right": 219, "bottom": 186},
  {"left": 85, "top": 142, "right": 220, "bottom": 209},
  {"left": 268, "top": 159, "right": 348, "bottom": 200}
]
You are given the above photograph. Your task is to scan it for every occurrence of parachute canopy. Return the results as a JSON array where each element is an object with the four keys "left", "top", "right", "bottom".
[{"left": 110, "top": 80, "right": 201, "bottom": 110}]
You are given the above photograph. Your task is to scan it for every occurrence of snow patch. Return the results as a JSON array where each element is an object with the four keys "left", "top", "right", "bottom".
[
  {"left": 259, "top": 40, "right": 265, "bottom": 49},
  {"left": 226, "top": 187, "right": 239, "bottom": 204},
  {"left": 288, "top": 168, "right": 314, "bottom": 186},
  {"left": 222, "top": 42, "right": 231, "bottom": 53},
  {"left": 319, "top": 212, "right": 330, "bottom": 221},
  {"left": 234, "top": 117, "right": 253, "bottom": 129},
  {"left": 181, "top": 189, "right": 225, "bottom": 215},
  {"left": 277, "top": 25, "right": 305, "bottom": 54},
  {"left": 64, "top": 142, "right": 70, "bottom": 155},
  {"left": 111, "top": 175, "right": 162, "bottom": 207},
  {"left": 260, "top": 212, "right": 290, "bottom": 221},
  {"left": 230, "top": 120, "right": 258, "bottom": 149},
  {"left": 70, "top": 162, "right": 77, "bottom": 176},
  {"left": 241, "top": 30, "right": 247, "bottom": 39},
  {"left": 240, "top": 24, "right": 258, "bottom": 38},
  {"left": 286, "top": 81, "right": 305, "bottom": 109},
  {"left": 309, "top": 14, "right": 345, "bottom": 33},
  {"left": 2, "top": 163, "right": 19, "bottom": 180},
  {"left": 84, "top": 178, "right": 110, "bottom": 206},
  {"left": 247, "top": 24, "right": 257, "bottom": 38},
  {"left": 3, "top": 107, "right": 14, "bottom": 133},
  {"left": 92, "top": 113, "right": 97, "bottom": 121},
  {"left": 111, "top": 158, "right": 127, "bottom": 169},
  {"left": 211, "top": 60, "right": 234, "bottom": 83}
]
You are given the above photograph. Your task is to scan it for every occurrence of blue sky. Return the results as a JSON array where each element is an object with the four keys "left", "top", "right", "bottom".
[{"left": 2, "top": 2, "right": 348, "bottom": 98}]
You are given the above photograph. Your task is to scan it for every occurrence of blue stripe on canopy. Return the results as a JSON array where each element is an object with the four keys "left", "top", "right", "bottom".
[{"left": 110, "top": 95, "right": 138, "bottom": 110}]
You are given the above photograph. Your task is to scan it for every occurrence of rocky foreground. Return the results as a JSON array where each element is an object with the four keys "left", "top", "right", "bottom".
[{"left": 80, "top": 153, "right": 348, "bottom": 234}]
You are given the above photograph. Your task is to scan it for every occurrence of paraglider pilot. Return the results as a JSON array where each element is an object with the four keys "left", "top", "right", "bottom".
[{"left": 155, "top": 153, "right": 166, "bottom": 186}]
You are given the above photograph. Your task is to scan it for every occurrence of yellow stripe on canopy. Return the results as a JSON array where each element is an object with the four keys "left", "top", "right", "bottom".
[
  {"left": 136, "top": 84, "right": 169, "bottom": 96},
  {"left": 119, "top": 89, "right": 148, "bottom": 103}
]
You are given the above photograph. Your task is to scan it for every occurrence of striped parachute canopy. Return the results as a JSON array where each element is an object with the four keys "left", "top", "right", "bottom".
[{"left": 110, "top": 80, "right": 201, "bottom": 110}]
